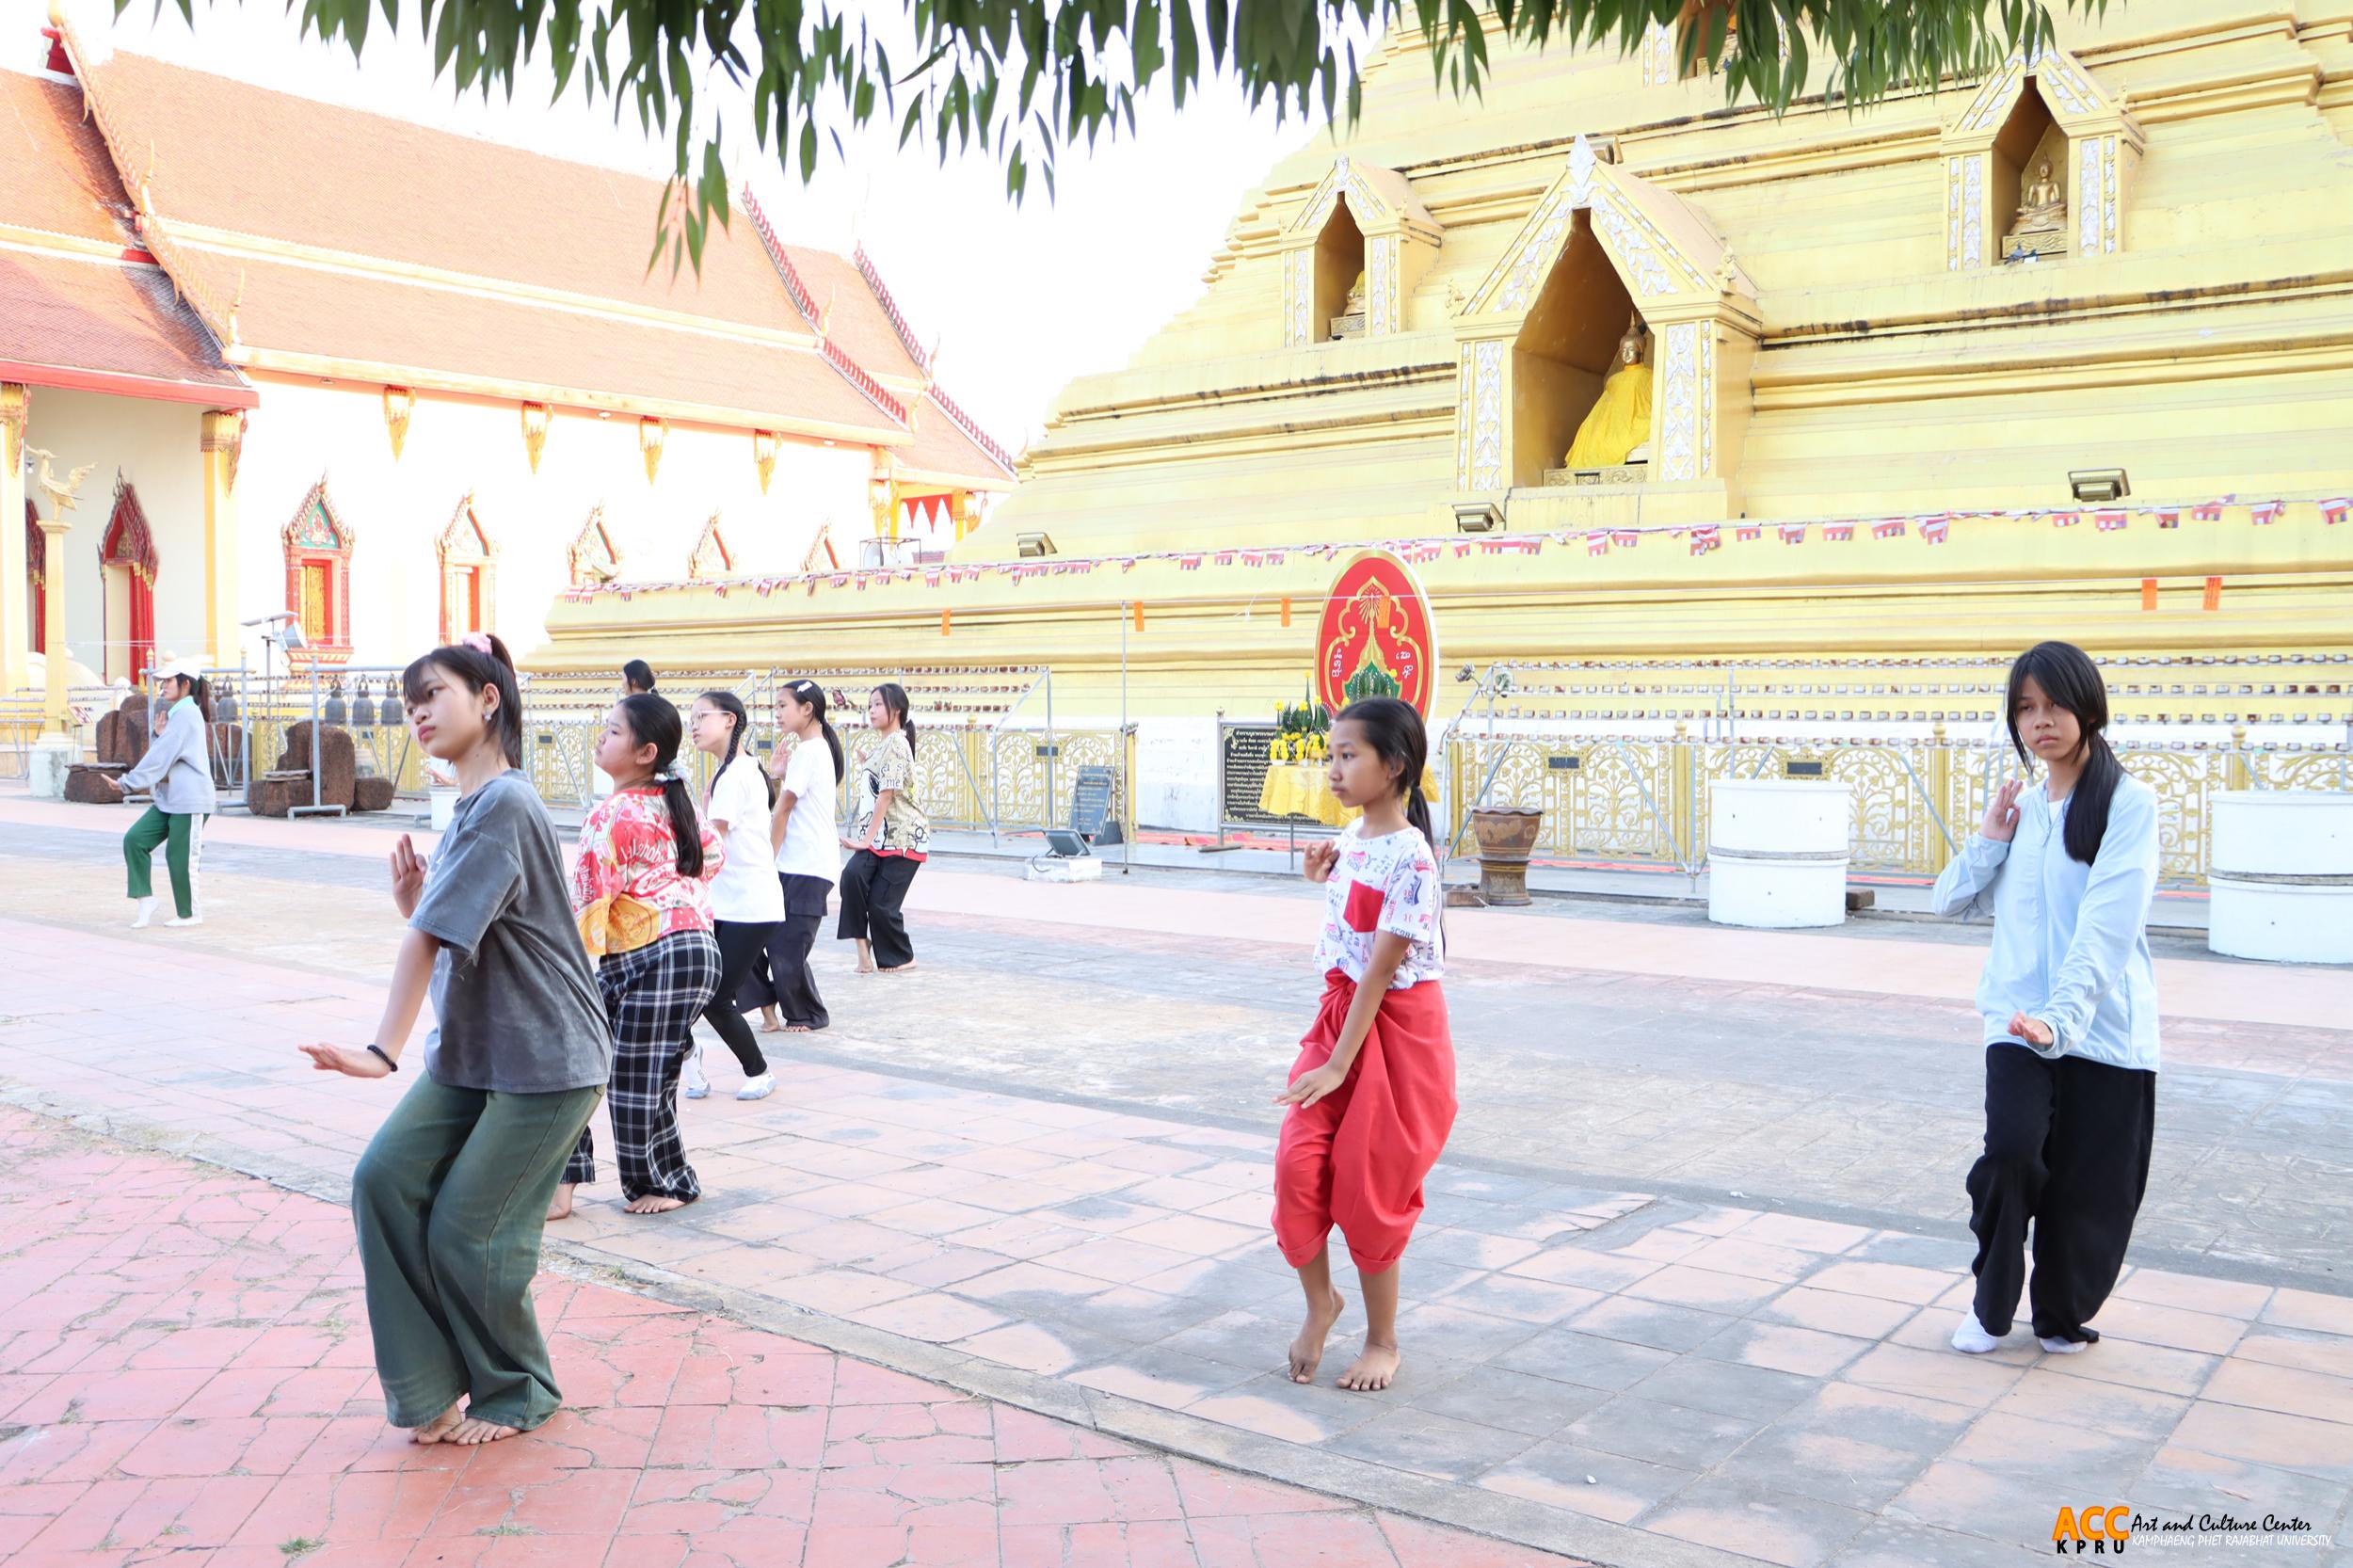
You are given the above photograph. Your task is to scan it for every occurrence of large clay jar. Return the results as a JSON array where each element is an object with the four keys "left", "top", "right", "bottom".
[{"left": 1470, "top": 806, "right": 1544, "bottom": 906}]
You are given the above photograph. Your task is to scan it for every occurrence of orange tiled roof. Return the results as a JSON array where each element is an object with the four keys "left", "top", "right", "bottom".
[
  {"left": 0, "top": 65, "right": 252, "bottom": 404},
  {"left": 48, "top": 34, "right": 1010, "bottom": 476}
]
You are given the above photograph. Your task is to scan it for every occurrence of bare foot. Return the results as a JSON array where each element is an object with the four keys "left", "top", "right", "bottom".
[
  {"left": 624, "top": 1194, "right": 688, "bottom": 1215},
  {"left": 410, "top": 1402, "right": 464, "bottom": 1444},
  {"left": 758, "top": 1009, "right": 781, "bottom": 1032},
  {"left": 1336, "top": 1340, "right": 1402, "bottom": 1392},
  {"left": 448, "top": 1416, "right": 520, "bottom": 1446},
  {"left": 1288, "top": 1288, "right": 1346, "bottom": 1384},
  {"left": 880, "top": 961, "right": 919, "bottom": 974},
  {"left": 545, "top": 1183, "right": 576, "bottom": 1222},
  {"left": 855, "top": 939, "right": 877, "bottom": 974},
  {"left": 781, "top": 1023, "right": 812, "bottom": 1033}
]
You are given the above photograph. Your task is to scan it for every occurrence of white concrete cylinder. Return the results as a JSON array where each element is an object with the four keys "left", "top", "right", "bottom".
[
  {"left": 1707, "top": 778, "right": 1853, "bottom": 929},
  {"left": 2208, "top": 791, "right": 2353, "bottom": 965},
  {"left": 428, "top": 785, "right": 459, "bottom": 833}
]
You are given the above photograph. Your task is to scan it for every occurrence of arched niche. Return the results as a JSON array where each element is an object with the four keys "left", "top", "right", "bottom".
[
  {"left": 1452, "top": 135, "right": 1757, "bottom": 500},
  {"left": 1279, "top": 156, "right": 1444, "bottom": 346},
  {"left": 1943, "top": 43, "right": 2142, "bottom": 270}
]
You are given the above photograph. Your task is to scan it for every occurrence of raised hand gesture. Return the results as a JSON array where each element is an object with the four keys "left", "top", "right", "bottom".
[
  {"left": 298, "top": 1042, "right": 393, "bottom": 1079},
  {"left": 390, "top": 834, "right": 426, "bottom": 918},
  {"left": 1980, "top": 779, "right": 2025, "bottom": 844},
  {"left": 1303, "top": 840, "right": 1339, "bottom": 885}
]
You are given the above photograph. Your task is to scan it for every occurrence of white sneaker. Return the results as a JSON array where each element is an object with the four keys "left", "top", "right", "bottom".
[
  {"left": 2039, "top": 1336, "right": 2090, "bottom": 1355},
  {"left": 1950, "top": 1315, "right": 2003, "bottom": 1354},
  {"left": 682, "top": 1046, "right": 711, "bottom": 1099},
  {"left": 130, "top": 898, "right": 158, "bottom": 929},
  {"left": 737, "top": 1072, "right": 776, "bottom": 1101},
  {"left": 162, "top": 912, "right": 202, "bottom": 928}
]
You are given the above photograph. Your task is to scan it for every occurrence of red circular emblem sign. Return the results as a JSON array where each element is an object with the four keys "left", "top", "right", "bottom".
[{"left": 1314, "top": 551, "right": 1439, "bottom": 718}]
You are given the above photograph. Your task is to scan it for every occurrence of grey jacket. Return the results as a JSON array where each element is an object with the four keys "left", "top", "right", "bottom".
[{"left": 119, "top": 697, "right": 218, "bottom": 815}]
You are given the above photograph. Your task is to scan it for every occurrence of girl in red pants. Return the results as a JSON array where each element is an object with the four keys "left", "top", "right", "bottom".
[{"left": 1273, "top": 696, "right": 1455, "bottom": 1393}]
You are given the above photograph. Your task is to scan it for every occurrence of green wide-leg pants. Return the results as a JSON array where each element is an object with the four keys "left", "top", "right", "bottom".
[
  {"left": 350, "top": 1077, "right": 603, "bottom": 1431},
  {"left": 123, "top": 808, "right": 202, "bottom": 918}
]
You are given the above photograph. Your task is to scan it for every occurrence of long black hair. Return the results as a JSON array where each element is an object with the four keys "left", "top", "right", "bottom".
[
  {"left": 617, "top": 692, "right": 703, "bottom": 877},
  {"left": 781, "top": 678, "right": 846, "bottom": 783},
  {"left": 698, "top": 689, "right": 776, "bottom": 808},
  {"left": 402, "top": 633, "right": 522, "bottom": 767},
  {"left": 622, "top": 659, "right": 656, "bottom": 696},
  {"left": 172, "top": 673, "right": 216, "bottom": 725},
  {"left": 2005, "top": 640, "right": 2121, "bottom": 865},
  {"left": 1337, "top": 696, "right": 1435, "bottom": 853},
  {"left": 871, "top": 681, "right": 916, "bottom": 759}
]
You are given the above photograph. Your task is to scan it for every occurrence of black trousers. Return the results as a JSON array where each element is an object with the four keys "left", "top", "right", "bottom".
[
  {"left": 838, "top": 850, "right": 920, "bottom": 969},
  {"left": 1966, "top": 1043, "right": 2157, "bottom": 1341},
  {"left": 700, "top": 920, "right": 776, "bottom": 1077},
  {"left": 736, "top": 875, "right": 832, "bottom": 1030}
]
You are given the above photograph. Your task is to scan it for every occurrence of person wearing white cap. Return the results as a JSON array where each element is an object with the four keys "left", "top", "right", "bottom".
[{"left": 120, "top": 659, "right": 217, "bottom": 928}]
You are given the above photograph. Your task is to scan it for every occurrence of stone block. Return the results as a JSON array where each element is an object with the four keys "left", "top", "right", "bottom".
[
  {"left": 351, "top": 776, "right": 397, "bottom": 813},
  {"left": 280, "top": 722, "right": 358, "bottom": 808},
  {"left": 252, "top": 770, "right": 312, "bottom": 818},
  {"left": 64, "top": 764, "right": 127, "bottom": 806}
]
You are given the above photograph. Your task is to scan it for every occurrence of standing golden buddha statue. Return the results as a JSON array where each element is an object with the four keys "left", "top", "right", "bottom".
[{"left": 1564, "top": 312, "right": 1654, "bottom": 468}]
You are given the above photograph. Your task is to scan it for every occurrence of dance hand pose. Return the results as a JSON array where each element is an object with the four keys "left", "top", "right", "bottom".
[
  {"left": 302, "top": 633, "right": 612, "bottom": 1448},
  {"left": 552, "top": 694, "right": 724, "bottom": 1219},
  {"left": 1932, "top": 641, "right": 2161, "bottom": 1358},
  {"left": 1271, "top": 697, "right": 1455, "bottom": 1394},
  {"left": 682, "top": 691, "right": 782, "bottom": 1101},
  {"left": 120, "top": 660, "right": 217, "bottom": 928},
  {"left": 838, "top": 682, "right": 927, "bottom": 974}
]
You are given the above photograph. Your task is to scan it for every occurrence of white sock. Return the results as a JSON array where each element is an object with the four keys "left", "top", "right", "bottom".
[
  {"left": 130, "top": 897, "right": 157, "bottom": 929},
  {"left": 2039, "top": 1335, "right": 2090, "bottom": 1354},
  {"left": 1950, "top": 1315, "right": 2002, "bottom": 1354}
]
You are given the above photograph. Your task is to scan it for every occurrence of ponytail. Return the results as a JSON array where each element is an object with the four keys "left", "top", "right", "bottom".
[
  {"left": 1404, "top": 778, "right": 1436, "bottom": 860},
  {"left": 404, "top": 632, "right": 522, "bottom": 766},
  {"left": 818, "top": 718, "right": 846, "bottom": 783},
  {"left": 186, "top": 674, "right": 215, "bottom": 725},
  {"left": 781, "top": 679, "right": 848, "bottom": 784},
  {"left": 617, "top": 692, "right": 703, "bottom": 877},
  {"left": 872, "top": 681, "right": 915, "bottom": 759}
]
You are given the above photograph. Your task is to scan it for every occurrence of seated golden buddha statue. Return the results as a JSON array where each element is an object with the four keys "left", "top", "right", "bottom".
[
  {"left": 1564, "top": 312, "right": 1653, "bottom": 468},
  {"left": 2004, "top": 160, "right": 2068, "bottom": 259},
  {"left": 1331, "top": 269, "right": 1369, "bottom": 339}
]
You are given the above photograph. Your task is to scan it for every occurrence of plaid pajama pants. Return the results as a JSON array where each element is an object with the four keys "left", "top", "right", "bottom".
[{"left": 565, "top": 927, "right": 721, "bottom": 1203}]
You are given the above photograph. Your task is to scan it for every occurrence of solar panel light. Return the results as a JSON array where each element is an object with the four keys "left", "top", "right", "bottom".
[
  {"left": 1453, "top": 500, "right": 1504, "bottom": 534},
  {"left": 1016, "top": 532, "right": 1056, "bottom": 557},
  {"left": 2069, "top": 468, "right": 2129, "bottom": 503}
]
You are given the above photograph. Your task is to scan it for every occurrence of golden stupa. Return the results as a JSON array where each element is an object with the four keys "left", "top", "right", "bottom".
[{"left": 541, "top": 2, "right": 2353, "bottom": 728}]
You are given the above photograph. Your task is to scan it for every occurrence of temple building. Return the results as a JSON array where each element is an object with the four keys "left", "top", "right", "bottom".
[
  {"left": 2, "top": 6, "right": 1014, "bottom": 695},
  {"left": 534, "top": 0, "right": 2353, "bottom": 833}
]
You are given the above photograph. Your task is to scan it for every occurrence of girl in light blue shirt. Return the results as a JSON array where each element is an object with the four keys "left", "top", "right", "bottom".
[{"left": 1932, "top": 641, "right": 2160, "bottom": 1358}]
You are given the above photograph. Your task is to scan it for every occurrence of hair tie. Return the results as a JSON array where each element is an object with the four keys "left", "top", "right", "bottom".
[{"left": 459, "top": 632, "right": 494, "bottom": 655}]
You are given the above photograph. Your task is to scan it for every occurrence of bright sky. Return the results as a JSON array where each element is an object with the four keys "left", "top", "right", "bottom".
[{"left": 70, "top": 0, "right": 1332, "bottom": 455}]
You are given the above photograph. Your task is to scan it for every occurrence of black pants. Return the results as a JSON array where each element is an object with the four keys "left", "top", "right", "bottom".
[
  {"left": 838, "top": 850, "right": 920, "bottom": 969},
  {"left": 700, "top": 920, "right": 776, "bottom": 1078},
  {"left": 736, "top": 875, "right": 832, "bottom": 1030},
  {"left": 1966, "top": 1043, "right": 2156, "bottom": 1341}
]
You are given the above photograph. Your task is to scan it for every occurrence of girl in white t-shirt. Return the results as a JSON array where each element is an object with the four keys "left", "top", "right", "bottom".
[
  {"left": 683, "top": 691, "right": 781, "bottom": 1101},
  {"left": 751, "top": 679, "right": 844, "bottom": 1032},
  {"left": 1272, "top": 696, "right": 1456, "bottom": 1396}
]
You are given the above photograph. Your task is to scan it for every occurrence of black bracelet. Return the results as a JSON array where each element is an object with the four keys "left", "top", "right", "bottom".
[{"left": 367, "top": 1045, "right": 399, "bottom": 1074}]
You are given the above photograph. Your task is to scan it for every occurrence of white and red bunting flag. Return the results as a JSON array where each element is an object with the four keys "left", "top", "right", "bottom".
[
  {"left": 2193, "top": 500, "right": 2225, "bottom": 521},
  {"left": 1823, "top": 523, "right": 1854, "bottom": 542},
  {"left": 829, "top": 573, "right": 851, "bottom": 588},
  {"left": 1921, "top": 516, "right": 1951, "bottom": 545},
  {"left": 1210, "top": 551, "right": 1235, "bottom": 567},
  {"left": 1119, "top": 557, "right": 1140, "bottom": 571},
  {"left": 1587, "top": 534, "right": 1609, "bottom": 556},
  {"left": 2094, "top": 510, "right": 2129, "bottom": 532},
  {"left": 1177, "top": 554, "right": 1204, "bottom": 571},
  {"left": 1780, "top": 523, "right": 1806, "bottom": 545},
  {"left": 805, "top": 580, "right": 820, "bottom": 596},
  {"left": 2323, "top": 498, "right": 2351, "bottom": 525},
  {"left": 1453, "top": 540, "right": 1475, "bottom": 558},
  {"left": 2050, "top": 511, "right": 2081, "bottom": 529},
  {"left": 2251, "top": 500, "right": 2285, "bottom": 525},
  {"left": 1736, "top": 524, "right": 1762, "bottom": 542},
  {"left": 1610, "top": 529, "right": 1640, "bottom": 548},
  {"left": 712, "top": 584, "right": 729, "bottom": 598},
  {"left": 1871, "top": 520, "right": 1906, "bottom": 540},
  {"left": 1406, "top": 543, "right": 1443, "bottom": 564},
  {"left": 2154, "top": 508, "right": 2181, "bottom": 529},
  {"left": 924, "top": 569, "right": 943, "bottom": 587},
  {"left": 1689, "top": 525, "right": 1721, "bottom": 556},
  {"left": 855, "top": 575, "right": 870, "bottom": 590}
]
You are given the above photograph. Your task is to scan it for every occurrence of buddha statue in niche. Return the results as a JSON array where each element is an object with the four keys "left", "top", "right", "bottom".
[
  {"left": 2005, "top": 159, "right": 2069, "bottom": 259},
  {"left": 1564, "top": 312, "right": 1654, "bottom": 468},
  {"left": 1331, "top": 268, "right": 1369, "bottom": 339}
]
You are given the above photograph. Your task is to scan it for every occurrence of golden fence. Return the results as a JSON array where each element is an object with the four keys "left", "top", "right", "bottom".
[{"left": 1441, "top": 729, "right": 2353, "bottom": 887}]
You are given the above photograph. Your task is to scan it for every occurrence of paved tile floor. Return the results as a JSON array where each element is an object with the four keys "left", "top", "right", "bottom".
[
  {"left": 0, "top": 1106, "right": 1582, "bottom": 1568},
  {"left": 4, "top": 794, "right": 2350, "bottom": 1567}
]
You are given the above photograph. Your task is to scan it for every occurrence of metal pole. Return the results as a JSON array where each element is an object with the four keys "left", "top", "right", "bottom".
[{"left": 1120, "top": 602, "right": 1131, "bottom": 873}]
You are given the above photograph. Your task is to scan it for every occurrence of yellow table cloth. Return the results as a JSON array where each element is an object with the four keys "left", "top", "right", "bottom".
[{"left": 1258, "top": 763, "right": 1438, "bottom": 827}]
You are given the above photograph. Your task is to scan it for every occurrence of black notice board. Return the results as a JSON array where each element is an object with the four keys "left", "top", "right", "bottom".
[
  {"left": 1070, "top": 765, "right": 1117, "bottom": 840},
  {"left": 1221, "top": 725, "right": 1310, "bottom": 826}
]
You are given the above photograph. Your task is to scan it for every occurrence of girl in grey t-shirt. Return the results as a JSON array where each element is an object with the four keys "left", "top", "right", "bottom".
[{"left": 300, "top": 633, "right": 610, "bottom": 1448}]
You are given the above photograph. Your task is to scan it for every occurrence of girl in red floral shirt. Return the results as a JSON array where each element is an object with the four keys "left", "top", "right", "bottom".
[{"left": 551, "top": 694, "right": 723, "bottom": 1218}]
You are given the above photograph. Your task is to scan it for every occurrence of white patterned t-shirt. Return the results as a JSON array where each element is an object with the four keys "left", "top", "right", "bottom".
[{"left": 1312, "top": 822, "right": 1444, "bottom": 989}]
